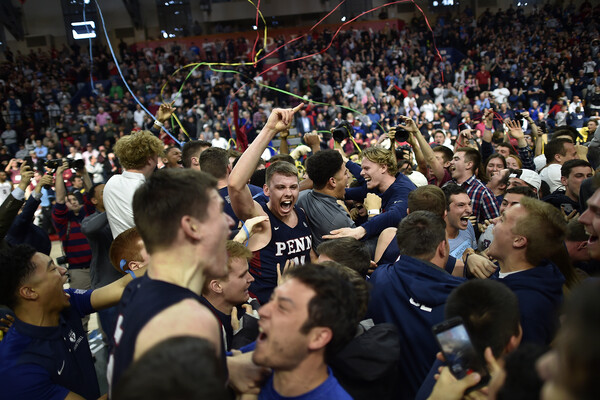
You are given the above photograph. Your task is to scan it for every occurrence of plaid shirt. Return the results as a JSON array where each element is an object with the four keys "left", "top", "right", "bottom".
[
  {"left": 518, "top": 145, "right": 536, "bottom": 171},
  {"left": 456, "top": 175, "right": 500, "bottom": 224}
]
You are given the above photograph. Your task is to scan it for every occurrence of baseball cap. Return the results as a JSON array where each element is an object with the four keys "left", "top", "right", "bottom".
[{"left": 509, "top": 169, "right": 541, "bottom": 191}]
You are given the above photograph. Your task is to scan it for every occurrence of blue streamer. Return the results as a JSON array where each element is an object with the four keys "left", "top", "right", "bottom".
[
  {"left": 119, "top": 259, "right": 137, "bottom": 279},
  {"left": 93, "top": 0, "right": 182, "bottom": 146}
]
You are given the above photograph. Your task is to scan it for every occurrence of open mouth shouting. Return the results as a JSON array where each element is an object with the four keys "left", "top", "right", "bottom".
[
  {"left": 459, "top": 215, "right": 470, "bottom": 229},
  {"left": 280, "top": 200, "right": 293, "bottom": 213},
  {"left": 257, "top": 325, "right": 268, "bottom": 345},
  {"left": 586, "top": 228, "right": 599, "bottom": 247},
  {"left": 364, "top": 175, "right": 377, "bottom": 189}
]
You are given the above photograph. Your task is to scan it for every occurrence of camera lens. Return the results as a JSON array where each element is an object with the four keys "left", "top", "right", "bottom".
[
  {"left": 394, "top": 127, "right": 410, "bottom": 143},
  {"left": 331, "top": 121, "right": 353, "bottom": 143}
]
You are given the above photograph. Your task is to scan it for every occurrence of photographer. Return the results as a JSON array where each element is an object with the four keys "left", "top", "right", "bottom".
[
  {"left": 51, "top": 160, "right": 95, "bottom": 329},
  {"left": 5, "top": 173, "right": 53, "bottom": 255},
  {"left": 397, "top": 117, "right": 452, "bottom": 187},
  {"left": 0, "top": 163, "right": 34, "bottom": 250}
]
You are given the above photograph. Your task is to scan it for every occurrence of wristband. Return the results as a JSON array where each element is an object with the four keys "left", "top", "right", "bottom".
[
  {"left": 463, "top": 254, "right": 471, "bottom": 275},
  {"left": 154, "top": 120, "right": 164, "bottom": 127},
  {"left": 462, "top": 248, "right": 476, "bottom": 264},
  {"left": 368, "top": 209, "right": 380, "bottom": 216},
  {"left": 241, "top": 223, "right": 250, "bottom": 246}
]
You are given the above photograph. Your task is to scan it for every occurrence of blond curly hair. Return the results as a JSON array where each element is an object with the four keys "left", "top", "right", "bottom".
[{"left": 113, "top": 130, "right": 165, "bottom": 170}]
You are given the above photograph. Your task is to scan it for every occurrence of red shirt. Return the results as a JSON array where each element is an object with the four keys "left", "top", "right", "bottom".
[{"left": 476, "top": 70, "right": 490, "bottom": 85}]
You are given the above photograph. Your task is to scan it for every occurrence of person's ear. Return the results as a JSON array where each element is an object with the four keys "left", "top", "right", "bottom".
[
  {"left": 437, "top": 239, "right": 449, "bottom": 259},
  {"left": 209, "top": 280, "right": 223, "bottom": 294},
  {"left": 554, "top": 153, "right": 563, "bottom": 164},
  {"left": 328, "top": 176, "right": 336, "bottom": 189},
  {"left": 19, "top": 285, "right": 39, "bottom": 301},
  {"left": 307, "top": 327, "right": 333, "bottom": 351},
  {"left": 181, "top": 215, "right": 203, "bottom": 241},
  {"left": 128, "top": 261, "right": 142, "bottom": 271},
  {"left": 560, "top": 175, "right": 568, "bottom": 187},
  {"left": 505, "top": 324, "right": 523, "bottom": 356},
  {"left": 513, "top": 235, "right": 527, "bottom": 250}
]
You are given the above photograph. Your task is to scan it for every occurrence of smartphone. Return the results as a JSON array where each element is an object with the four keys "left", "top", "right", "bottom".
[
  {"left": 432, "top": 317, "right": 490, "bottom": 391},
  {"left": 561, "top": 203, "right": 574, "bottom": 215}
]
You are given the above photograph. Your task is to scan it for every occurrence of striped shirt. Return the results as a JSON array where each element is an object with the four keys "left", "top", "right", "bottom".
[{"left": 52, "top": 197, "right": 95, "bottom": 269}]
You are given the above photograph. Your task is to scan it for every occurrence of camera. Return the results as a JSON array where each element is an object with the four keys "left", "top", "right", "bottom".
[
  {"left": 393, "top": 126, "right": 410, "bottom": 143},
  {"left": 538, "top": 121, "right": 547, "bottom": 133},
  {"left": 514, "top": 112, "right": 528, "bottom": 127},
  {"left": 331, "top": 121, "right": 354, "bottom": 143},
  {"left": 19, "top": 158, "right": 35, "bottom": 170},
  {"left": 46, "top": 158, "right": 85, "bottom": 171}
]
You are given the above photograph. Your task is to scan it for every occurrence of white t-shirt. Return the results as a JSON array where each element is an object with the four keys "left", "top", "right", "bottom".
[
  {"left": 104, "top": 170, "right": 146, "bottom": 238},
  {"left": 133, "top": 109, "right": 146, "bottom": 127}
]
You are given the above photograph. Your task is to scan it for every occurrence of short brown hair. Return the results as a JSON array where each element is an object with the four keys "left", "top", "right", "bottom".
[
  {"left": 545, "top": 137, "right": 573, "bottom": 164},
  {"left": 432, "top": 146, "right": 453, "bottom": 163},
  {"left": 316, "top": 237, "right": 371, "bottom": 278},
  {"left": 269, "top": 154, "right": 296, "bottom": 165},
  {"left": 199, "top": 147, "right": 229, "bottom": 179},
  {"left": 113, "top": 130, "right": 165, "bottom": 169},
  {"left": 396, "top": 211, "right": 446, "bottom": 260},
  {"left": 407, "top": 185, "right": 446, "bottom": 217},
  {"left": 182, "top": 140, "right": 212, "bottom": 168},
  {"left": 456, "top": 147, "right": 482, "bottom": 173},
  {"left": 513, "top": 197, "right": 566, "bottom": 265},
  {"left": 227, "top": 149, "right": 242, "bottom": 160},
  {"left": 133, "top": 169, "right": 218, "bottom": 254},
  {"left": 265, "top": 161, "right": 298, "bottom": 186},
  {"left": 318, "top": 261, "right": 369, "bottom": 320},
  {"left": 109, "top": 227, "right": 144, "bottom": 274},
  {"left": 362, "top": 147, "right": 398, "bottom": 176}
]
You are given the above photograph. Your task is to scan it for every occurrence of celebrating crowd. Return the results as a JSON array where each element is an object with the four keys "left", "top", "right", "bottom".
[{"left": 0, "top": 2, "right": 600, "bottom": 400}]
